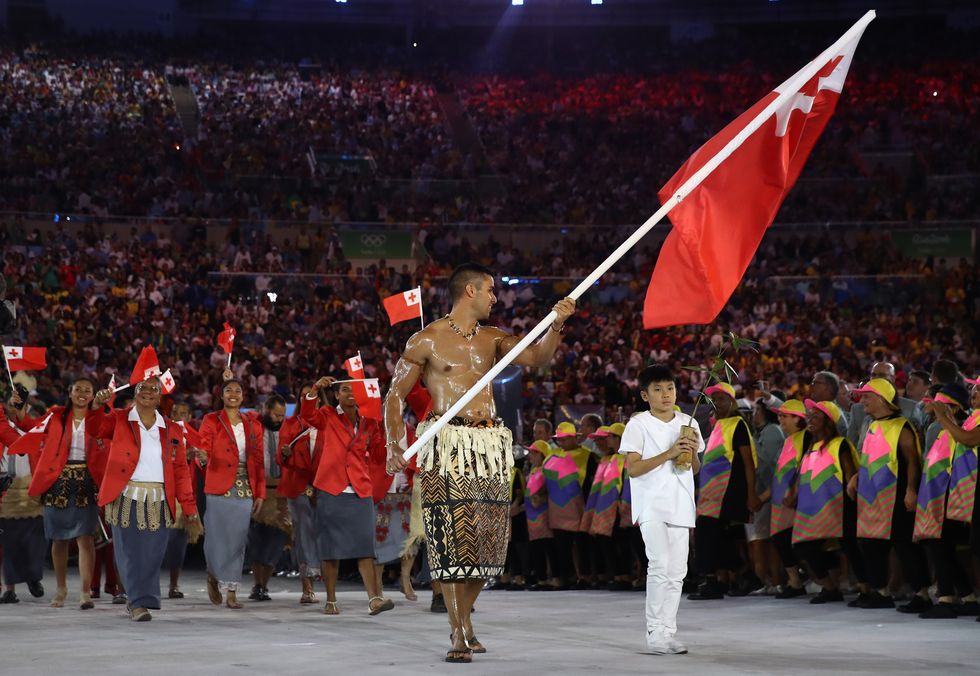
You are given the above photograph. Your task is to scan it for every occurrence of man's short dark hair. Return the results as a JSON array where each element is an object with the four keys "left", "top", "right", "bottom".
[
  {"left": 580, "top": 413, "right": 603, "bottom": 431},
  {"left": 638, "top": 364, "right": 675, "bottom": 391},
  {"left": 265, "top": 394, "right": 286, "bottom": 410},
  {"left": 909, "top": 370, "right": 931, "bottom": 385},
  {"left": 533, "top": 418, "right": 553, "bottom": 434},
  {"left": 448, "top": 263, "right": 494, "bottom": 302},
  {"left": 931, "top": 359, "right": 960, "bottom": 386}
]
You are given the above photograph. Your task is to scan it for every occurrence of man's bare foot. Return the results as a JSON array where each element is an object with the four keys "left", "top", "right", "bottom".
[
  {"left": 206, "top": 574, "right": 222, "bottom": 605},
  {"left": 225, "top": 591, "right": 242, "bottom": 609},
  {"left": 465, "top": 635, "right": 487, "bottom": 654}
]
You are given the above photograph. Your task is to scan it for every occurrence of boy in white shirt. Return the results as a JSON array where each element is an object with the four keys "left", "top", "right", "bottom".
[{"left": 620, "top": 365, "right": 704, "bottom": 655}]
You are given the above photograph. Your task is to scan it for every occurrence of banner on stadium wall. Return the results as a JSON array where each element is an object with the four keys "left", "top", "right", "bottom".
[
  {"left": 339, "top": 231, "right": 412, "bottom": 259},
  {"left": 892, "top": 228, "right": 973, "bottom": 259}
]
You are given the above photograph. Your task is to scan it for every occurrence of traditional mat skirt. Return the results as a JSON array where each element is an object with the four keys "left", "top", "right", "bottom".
[
  {"left": 417, "top": 418, "right": 514, "bottom": 581},
  {"left": 288, "top": 490, "right": 319, "bottom": 575},
  {"left": 41, "top": 462, "right": 98, "bottom": 540},
  {"left": 246, "top": 490, "right": 290, "bottom": 566},
  {"left": 107, "top": 482, "right": 172, "bottom": 610},
  {"left": 204, "top": 466, "right": 253, "bottom": 591},
  {"left": 374, "top": 492, "right": 412, "bottom": 565},
  {"left": 315, "top": 491, "right": 376, "bottom": 561}
]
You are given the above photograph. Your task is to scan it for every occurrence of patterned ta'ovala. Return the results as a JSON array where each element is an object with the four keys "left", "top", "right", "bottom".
[
  {"left": 697, "top": 417, "right": 757, "bottom": 519},
  {"left": 914, "top": 411, "right": 980, "bottom": 540},
  {"left": 542, "top": 450, "right": 590, "bottom": 531}
]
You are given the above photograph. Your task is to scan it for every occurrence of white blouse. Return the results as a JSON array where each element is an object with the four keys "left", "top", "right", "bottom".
[
  {"left": 232, "top": 422, "right": 247, "bottom": 464},
  {"left": 68, "top": 418, "right": 87, "bottom": 462}
]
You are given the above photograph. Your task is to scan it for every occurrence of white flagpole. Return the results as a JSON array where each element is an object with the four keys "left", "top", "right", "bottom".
[
  {"left": 113, "top": 383, "right": 133, "bottom": 394},
  {"left": 401, "top": 10, "right": 876, "bottom": 462},
  {"left": 417, "top": 287, "right": 425, "bottom": 330},
  {"left": 3, "top": 352, "right": 15, "bottom": 392}
]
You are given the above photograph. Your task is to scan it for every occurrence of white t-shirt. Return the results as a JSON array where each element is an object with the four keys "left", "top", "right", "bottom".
[
  {"left": 129, "top": 408, "right": 166, "bottom": 483},
  {"left": 68, "top": 418, "right": 87, "bottom": 462},
  {"left": 619, "top": 411, "right": 704, "bottom": 528}
]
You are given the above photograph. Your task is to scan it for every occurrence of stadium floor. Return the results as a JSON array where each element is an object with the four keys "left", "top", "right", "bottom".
[{"left": 2, "top": 570, "right": 976, "bottom": 675}]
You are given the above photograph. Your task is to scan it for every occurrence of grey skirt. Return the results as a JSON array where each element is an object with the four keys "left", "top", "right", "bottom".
[
  {"left": 203, "top": 494, "right": 252, "bottom": 589},
  {"left": 41, "top": 462, "right": 98, "bottom": 540},
  {"left": 315, "top": 491, "right": 376, "bottom": 561}
]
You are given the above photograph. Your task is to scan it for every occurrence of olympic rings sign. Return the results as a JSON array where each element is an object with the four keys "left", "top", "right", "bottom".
[{"left": 360, "top": 234, "right": 387, "bottom": 247}]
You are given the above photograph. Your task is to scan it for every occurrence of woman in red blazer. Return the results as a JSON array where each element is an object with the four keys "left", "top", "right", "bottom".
[
  {"left": 10, "top": 378, "right": 110, "bottom": 610},
  {"left": 197, "top": 376, "right": 265, "bottom": 609}
]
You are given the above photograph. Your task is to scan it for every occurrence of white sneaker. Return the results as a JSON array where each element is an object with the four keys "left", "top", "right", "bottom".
[
  {"left": 646, "top": 641, "right": 670, "bottom": 655},
  {"left": 667, "top": 638, "right": 688, "bottom": 655}
]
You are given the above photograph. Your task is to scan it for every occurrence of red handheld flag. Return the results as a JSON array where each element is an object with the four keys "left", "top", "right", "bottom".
[
  {"left": 8, "top": 412, "right": 54, "bottom": 459},
  {"left": 3, "top": 345, "right": 47, "bottom": 371},
  {"left": 353, "top": 378, "right": 383, "bottom": 421},
  {"left": 160, "top": 369, "right": 177, "bottom": 395},
  {"left": 643, "top": 28, "right": 867, "bottom": 328},
  {"left": 382, "top": 287, "right": 423, "bottom": 326},
  {"left": 130, "top": 346, "right": 162, "bottom": 385},
  {"left": 344, "top": 353, "right": 365, "bottom": 380},
  {"left": 217, "top": 323, "right": 236, "bottom": 354}
]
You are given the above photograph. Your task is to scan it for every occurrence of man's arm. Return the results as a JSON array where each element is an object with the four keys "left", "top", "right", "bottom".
[
  {"left": 384, "top": 331, "right": 428, "bottom": 472},
  {"left": 498, "top": 297, "right": 576, "bottom": 368},
  {"left": 899, "top": 426, "right": 921, "bottom": 512}
]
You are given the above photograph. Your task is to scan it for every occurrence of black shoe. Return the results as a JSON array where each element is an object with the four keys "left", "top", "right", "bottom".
[
  {"left": 0, "top": 590, "right": 18, "bottom": 604},
  {"left": 897, "top": 596, "right": 932, "bottom": 614},
  {"left": 688, "top": 581, "right": 726, "bottom": 601},
  {"left": 809, "top": 588, "right": 844, "bottom": 604},
  {"left": 776, "top": 585, "right": 807, "bottom": 599},
  {"left": 27, "top": 580, "right": 44, "bottom": 598},
  {"left": 854, "top": 591, "right": 895, "bottom": 609},
  {"left": 528, "top": 584, "right": 553, "bottom": 592},
  {"left": 847, "top": 592, "right": 870, "bottom": 608},
  {"left": 248, "top": 585, "right": 263, "bottom": 601},
  {"left": 506, "top": 583, "right": 527, "bottom": 591},
  {"left": 430, "top": 594, "right": 447, "bottom": 613},
  {"left": 259, "top": 587, "right": 272, "bottom": 601},
  {"left": 955, "top": 601, "right": 980, "bottom": 617},
  {"left": 919, "top": 602, "right": 958, "bottom": 619}
]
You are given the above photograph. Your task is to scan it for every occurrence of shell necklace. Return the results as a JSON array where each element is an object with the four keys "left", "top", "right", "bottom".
[{"left": 446, "top": 314, "right": 480, "bottom": 341}]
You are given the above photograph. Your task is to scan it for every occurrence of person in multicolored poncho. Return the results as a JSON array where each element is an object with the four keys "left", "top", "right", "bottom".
[
  {"left": 768, "top": 400, "right": 810, "bottom": 599},
  {"left": 848, "top": 378, "right": 929, "bottom": 612},
  {"left": 580, "top": 425, "right": 629, "bottom": 587},
  {"left": 525, "top": 440, "right": 560, "bottom": 591},
  {"left": 914, "top": 383, "right": 979, "bottom": 619},
  {"left": 791, "top": 400, "right": 860, "bottom": 604}
]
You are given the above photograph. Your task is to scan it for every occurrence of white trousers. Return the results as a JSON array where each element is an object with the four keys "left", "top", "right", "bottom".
[{"left": 639, "top": 519, "right": 689, "bottom": 643}]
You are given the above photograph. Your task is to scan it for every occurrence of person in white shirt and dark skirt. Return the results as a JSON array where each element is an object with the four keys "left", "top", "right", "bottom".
[{"left": 620, "top": 365, "right": 703, "bottom": 656}]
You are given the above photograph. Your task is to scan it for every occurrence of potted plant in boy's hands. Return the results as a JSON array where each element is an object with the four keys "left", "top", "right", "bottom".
[{"left": 676, "top": 332, "right": 759, "bottom": 470}]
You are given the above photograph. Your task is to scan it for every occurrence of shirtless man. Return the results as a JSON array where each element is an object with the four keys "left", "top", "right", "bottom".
[{"left": 385, "top": 262, "right": 575, "bottom": 664}]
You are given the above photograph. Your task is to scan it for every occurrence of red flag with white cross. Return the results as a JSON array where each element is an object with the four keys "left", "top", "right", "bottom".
[
  {"left": 353, "top": 378, "right": 383, "bottom": 420},
  {"left": 3, "top": 345, "right": 47, "bottom": 372},
  {"left": 160, "top": 369, "right": 177, "bottom": 395},
  {"left": 129, "top": 346, "right": 162, "bottom": 385},
  {"left": 382, "top": 287, "right": 423, "bottom": 326},
  {"left": 344, "top": 353, "right": 365, "bottom": 380}
]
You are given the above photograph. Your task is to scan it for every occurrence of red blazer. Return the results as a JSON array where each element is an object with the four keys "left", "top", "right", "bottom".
[
  {"left": 18, "top": 407, "right": 109, "bottom": 498},
  {"left": 93, "top": 409, "right": 198, "bottom": 518},
  {"left": 198, "top": 410, "right": 266, "bottom": 499},
  {"left": 0, "top": 411, "right": 40, "bottom": 475},
  {"left": 369, "top": 426, "right": 418, "bottom": 504},
  {"left": 276, "top": 415, "right": 315, "bottom": 499},
  {"left": 300, "top": 397, "right": 385, "bottom": 498}
]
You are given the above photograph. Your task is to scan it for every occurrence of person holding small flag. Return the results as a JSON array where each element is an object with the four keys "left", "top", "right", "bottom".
[
  {"left": 91, "top": 376, "right": 202, "bottom": 622},
  {"left": 8, "top": 377, "right": 111, "bottom": 609},
  {"left": 301, "top": 375, "right": 393, "bottom": 616}
]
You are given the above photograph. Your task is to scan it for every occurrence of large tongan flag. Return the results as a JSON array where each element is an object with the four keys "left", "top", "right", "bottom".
[
  {"left": 353, "top": 378, "right": 383, "bottom": 420},
  {"left": 643, "top": 16, "right": 872, "bottom": 328},
  {"left": 382, "top": 287, "right": 423, "bottom": 326}
]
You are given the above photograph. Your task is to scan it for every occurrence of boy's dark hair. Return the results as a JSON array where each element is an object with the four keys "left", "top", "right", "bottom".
[
  {"left": 931, "top": 359, "right": 959, "bottom": 386},
  {"left": 448, "top": 263, "right": 494, "bottom": 302},
  {"left": 638, "top": 364, "right": 675, "bottom": 391}
]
